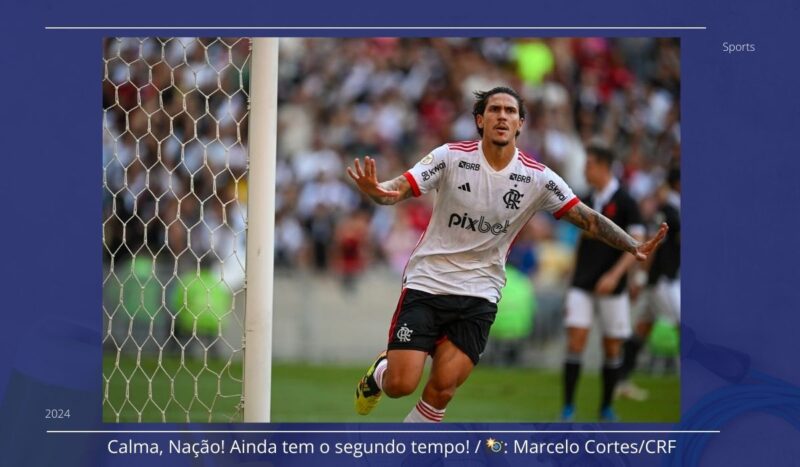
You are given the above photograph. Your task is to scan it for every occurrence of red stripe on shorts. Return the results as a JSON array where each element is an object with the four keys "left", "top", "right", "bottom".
[{"left": 387, "top": 288, "right": 409, "bottom": 343}]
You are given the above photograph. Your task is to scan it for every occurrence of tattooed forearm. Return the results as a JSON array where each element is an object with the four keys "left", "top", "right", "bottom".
[
  {"left": 371, "top": 175, "right": 412, "bottom": 205},
  {"left": 564, "top": 202, "right": 640, "bottom": 253},
  {"left": 595, "top": 213, "right": 640, "bottom": 253}
]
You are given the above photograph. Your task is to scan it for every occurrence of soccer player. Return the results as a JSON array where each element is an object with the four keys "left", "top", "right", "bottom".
[
  {"left": 561, "top": 145, "right": 646, "bottom": 422},
  {"left": 617, "top": 166, "right": 681, "bottom": 400},
  {"left": 347, "top": 87, "right": 667, "bottom": 422}
]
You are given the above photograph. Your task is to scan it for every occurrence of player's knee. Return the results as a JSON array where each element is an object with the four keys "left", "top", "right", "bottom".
[
  {"left": 433, "top": 386, "right": 456, "bottom": 406},
  {"left": 603, "top": 339, "right": 623, "bottom": 359},
  {"left": 566, "top": 328, "right": 589, "bottom": 354},
  {"left": 382, "top": 373, "right": 418, "bottom": 398},
  {"left": 426, "top": 381, "right": 457, "bottom": 407},
  {"left": 567, "top": 339, "right": 586, "bottom": 355}
]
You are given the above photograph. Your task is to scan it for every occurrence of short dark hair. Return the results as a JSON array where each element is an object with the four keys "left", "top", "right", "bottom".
[
  {"left": 472, "top": 86, "right": 526, "bottom": 137},
  {"left": 585, "top": 144, "right": 615, "bottom": 167}
]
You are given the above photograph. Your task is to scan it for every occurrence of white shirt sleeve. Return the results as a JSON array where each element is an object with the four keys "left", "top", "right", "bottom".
[
  {"left": 403, "top": 145, "right": 450, "bottom": 197},
  {"left": 539, "top": 167, "right": 580, "bottom": 219}
]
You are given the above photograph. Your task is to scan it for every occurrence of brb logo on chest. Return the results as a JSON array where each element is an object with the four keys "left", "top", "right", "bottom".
[
  {"left": 458, "top": 160, "right": 480, "bottom": 171},
  {"left": 448, "top": 212, "right": 510, "bottom": 235},
  {"left": 421, "top": 162, "right": 446, "bottom": 181},
  {"left": 545, "top": 180, "right": 567, "bottom": 201},
  {"left": 509, "top": 173, "right": 531, "bottom": 183}
]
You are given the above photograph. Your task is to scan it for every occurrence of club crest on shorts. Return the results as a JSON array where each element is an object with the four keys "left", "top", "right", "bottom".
[{"left": 396, "top": 323, "right": 414, "bottom": 342}]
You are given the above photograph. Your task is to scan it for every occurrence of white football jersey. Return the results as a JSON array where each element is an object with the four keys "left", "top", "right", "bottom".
[{"left": 402, "top": 140, "right": 578, "bottom": 303}]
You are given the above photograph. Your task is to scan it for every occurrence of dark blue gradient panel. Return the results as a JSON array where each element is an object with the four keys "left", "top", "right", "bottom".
[{"left": 1, "top": 0, "right": 799, "bottom": 466}]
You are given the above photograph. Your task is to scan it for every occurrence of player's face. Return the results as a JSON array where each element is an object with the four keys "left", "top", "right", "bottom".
[
  {"left": 584, "top": 153, "right": 608, "bottom": 188},
  {"left": 477, "top": 93, "right": 523, "bottom": 147}
]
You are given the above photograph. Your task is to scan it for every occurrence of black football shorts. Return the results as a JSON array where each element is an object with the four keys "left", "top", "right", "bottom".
[{"left": 387, "top": 288, "right": 497, "bottom": 365}]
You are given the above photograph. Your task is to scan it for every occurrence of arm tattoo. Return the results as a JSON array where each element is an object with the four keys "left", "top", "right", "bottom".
[
  {"left": 371, "top": 175, "right": 412, "bottom": 205},
  {"left": 564, "top": 202, "right": 640, "bottom": 253}
]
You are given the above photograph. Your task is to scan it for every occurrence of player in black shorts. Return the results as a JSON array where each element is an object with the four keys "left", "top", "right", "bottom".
[
  {"left": 347, "top": 87, "right": 667, "bottom": 422},
  {"left": 387, "top": 290, "right": 496, "bottom": 365}
]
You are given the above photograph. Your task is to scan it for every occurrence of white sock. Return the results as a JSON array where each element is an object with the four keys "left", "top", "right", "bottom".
[
  {"left": 373, "top": 359, "right": 388, "bottom": 392},
  {"left": 403, "top": 399, "right": 445, "bottom": 423}
]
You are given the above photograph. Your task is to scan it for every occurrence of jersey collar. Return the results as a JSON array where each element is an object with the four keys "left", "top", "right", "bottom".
[{"left": 478, "top": 143, "right": 518, "bottom": 174}]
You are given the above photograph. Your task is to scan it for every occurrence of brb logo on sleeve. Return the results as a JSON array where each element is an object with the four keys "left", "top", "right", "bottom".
[{"left": 448, "top": 212, "right": 510, "bottom": 235}]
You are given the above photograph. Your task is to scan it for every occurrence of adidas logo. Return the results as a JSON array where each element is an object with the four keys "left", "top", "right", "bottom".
[{"left": 458, "top": 183, "right": 471, "bottom": 192}]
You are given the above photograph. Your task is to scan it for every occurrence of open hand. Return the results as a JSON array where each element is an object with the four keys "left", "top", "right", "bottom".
[
  {"left": 346, "top": 156, "right": 400, "bottom": 200},
  {"left": 633, "top": 222, "right": 669, "bottom": 261}
]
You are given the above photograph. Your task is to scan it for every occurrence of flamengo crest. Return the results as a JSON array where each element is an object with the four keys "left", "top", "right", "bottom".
[
  {"left": 397, "top": 324, "right": 413, "bottom": 343},
  {"left": 503, "top": 188, "right": 523, "bottom": 209}
]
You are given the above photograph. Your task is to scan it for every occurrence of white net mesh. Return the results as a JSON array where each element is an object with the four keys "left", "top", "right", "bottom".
[{"left": 102, "top": 37, "right": 251, "bottom": 422}]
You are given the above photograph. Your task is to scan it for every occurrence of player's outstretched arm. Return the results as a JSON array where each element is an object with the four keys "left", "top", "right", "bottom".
[
  {"left": 562, "top": 201, "right": 668, "bottom": 261},
  {"left": 346, "top": 156, "right": 413, "bottom": 206}
]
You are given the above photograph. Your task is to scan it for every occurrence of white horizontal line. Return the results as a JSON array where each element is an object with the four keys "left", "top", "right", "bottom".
[
  {"left": 45, "top": 26, "right": 707, "bottom": 31},
  {"left": 48, "top": 430, "right": 720, "bottom": 434}
]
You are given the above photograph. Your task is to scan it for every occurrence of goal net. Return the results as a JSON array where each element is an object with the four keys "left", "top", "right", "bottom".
[{"left": 102, "top": 37, "right": 252, "bottom": 422}]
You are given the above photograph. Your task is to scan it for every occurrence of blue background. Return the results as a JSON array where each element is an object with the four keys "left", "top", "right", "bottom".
[{"left": 1, "top": 0, "right": 799, "bottom": 466}]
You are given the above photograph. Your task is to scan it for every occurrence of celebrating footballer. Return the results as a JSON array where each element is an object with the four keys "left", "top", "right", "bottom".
[{"left": 346, "top": 86, "right": 668, "bottom": 422}]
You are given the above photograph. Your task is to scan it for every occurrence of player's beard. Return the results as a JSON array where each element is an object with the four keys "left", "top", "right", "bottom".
[{"left": 490, "top": 137, "right": 511, "bottom": 147}]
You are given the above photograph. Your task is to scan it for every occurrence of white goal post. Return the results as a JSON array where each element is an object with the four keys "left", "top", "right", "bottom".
[{"left": 243, "top": 37, "right": 279, "bottom": 423}]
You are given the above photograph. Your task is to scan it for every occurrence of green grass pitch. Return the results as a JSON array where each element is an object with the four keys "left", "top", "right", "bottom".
[{"left": 103, "top": 355, "right": 679, "bottom": 423}]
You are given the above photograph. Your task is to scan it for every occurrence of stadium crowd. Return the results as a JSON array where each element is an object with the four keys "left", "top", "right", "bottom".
[
  {"left": 102, "top": 37, "right": 680, "bottom": 356},
  {"left": 273, "top": 38, "right": 680, "bottom": 292},
  {"left": 103, "top": 37, "right": 250, "bottom": 272},
  {"left": 102, "top": 38, "right": 251, "bottom": 356}
]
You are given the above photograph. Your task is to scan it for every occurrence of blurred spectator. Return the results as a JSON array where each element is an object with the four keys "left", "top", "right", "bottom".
[{"left": 332, "top": 208, "right": 372, "bottom": 292}]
